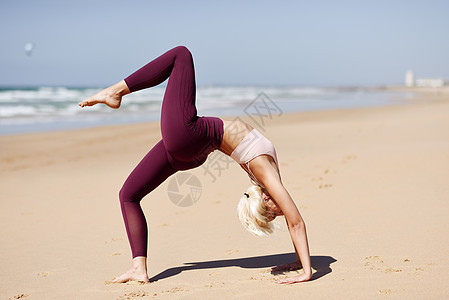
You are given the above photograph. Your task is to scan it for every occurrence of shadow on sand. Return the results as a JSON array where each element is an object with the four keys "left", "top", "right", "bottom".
[{"left": 149, "top": 253, "right": 336, "bottom": 282}]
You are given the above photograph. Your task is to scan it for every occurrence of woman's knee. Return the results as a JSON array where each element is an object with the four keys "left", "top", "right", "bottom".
[
  {"left": 119, "top": 184, "right": 140, "bottom": 204},
  {"left": 172, "top": 45, "right": 193, "bottom": 63},
  {"left": 174, "top": 45, "right": 191, "bottom": 55}
]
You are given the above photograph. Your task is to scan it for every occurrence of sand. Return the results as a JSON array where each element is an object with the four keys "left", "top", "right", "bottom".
[{"left": 1, "top": 90, "right": 449, "bottom": 299}]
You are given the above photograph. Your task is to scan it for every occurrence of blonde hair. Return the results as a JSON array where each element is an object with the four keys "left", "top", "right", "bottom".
[{"left": 237, "top": 185, "right": 278, "bottom": 236}]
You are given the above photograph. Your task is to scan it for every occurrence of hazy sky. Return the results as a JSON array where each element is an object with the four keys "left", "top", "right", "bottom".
[{"left": 1, "top": 0, "right": 448, "bottom": 87}]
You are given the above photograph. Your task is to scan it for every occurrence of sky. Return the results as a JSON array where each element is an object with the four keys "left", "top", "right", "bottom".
[{"left": 1, "top": 0, "right": 448, "bottom": 87}]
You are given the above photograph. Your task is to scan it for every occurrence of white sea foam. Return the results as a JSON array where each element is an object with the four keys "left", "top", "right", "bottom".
[
  {"left": 0, "top": 105, "right": 37, "bottom": 117},
  {"left": 0, "top": 85, "right": 412, "bottom": 135}
]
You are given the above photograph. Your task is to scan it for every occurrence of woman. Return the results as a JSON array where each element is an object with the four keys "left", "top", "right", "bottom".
[{"left": 79, "top": 46, "right": 311, "bottom": 285}]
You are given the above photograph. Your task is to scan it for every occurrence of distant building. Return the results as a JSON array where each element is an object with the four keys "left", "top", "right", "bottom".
[
  {"left": 415, "top": 78, "right": 444, "bottom": 88},
  {"left": 405, "top": 70, "right": 414, "bottom": 87}
]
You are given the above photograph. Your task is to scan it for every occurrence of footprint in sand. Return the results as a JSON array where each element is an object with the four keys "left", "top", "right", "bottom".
[
  {"left": 154, "top": 287, "right": 186, "bottom": 295},
  {"left": 318, "top": 183, "right": 333, "bottom": 189},
  {"left": 366, "top": 256, "right": 437, "bottom": 276},
  {"left": 312, "top": 168, "right": 335, "bottom": 189},
  {"left": 312, "top": 176, "right": 323, "bottom": 182},
  {"left": 385, "top": 267, "right": 402, "bottom": 273},
  {"left": 117, "top": 291, "right": 148, "bottom": 299},
  {"left": 379, "top": 288, "right": 405, "bottom": 294},
  {"left": 378, "top": 289, "right": 395, "bottom": 295},
  {"left": 364, "top": 256, "right": 404, "bottom": 273},
  {"left": 413, "top": 263, "right": 435, "bottom": 275},
  {"left": 168, "top": 287, "right": 185, "bottom": 293},
  {"left": 342, "top": 154, "right": 357, "bottom": 164},
  {"left": 10, "top": 294, "right": 29, "bottom": 299},
  {"left": 249, "top": 274, "right": 281, "bottom": 282},
  {"left": 104, "top": 237, "right": 123, "bottom": 244},
  {"left": 364, "top": 256, "right": 384, "bottom": 269},
  {"left": 204, "top": 282, "right": 224, "bottom": 288}
]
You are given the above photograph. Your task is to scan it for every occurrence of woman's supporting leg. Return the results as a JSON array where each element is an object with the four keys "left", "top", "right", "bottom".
[
  {"left": 119, "top": 140, "right": 176, "bottom": 258},
  {"left": 114, "top": 140, "right": 176, "bottom": 282}
]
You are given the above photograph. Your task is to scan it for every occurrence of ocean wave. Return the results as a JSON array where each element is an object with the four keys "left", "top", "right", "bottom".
[{"left": 0, "top": 85, "right": 411, "bottom": 135}]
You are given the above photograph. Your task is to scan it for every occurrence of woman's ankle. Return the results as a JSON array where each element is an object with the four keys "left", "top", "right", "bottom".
[
  {"left": 131, "top": 256, "right": 147, "bottom": 272},
  {"left": 113, "top": 80, "right": 130, "bottom": 98}
]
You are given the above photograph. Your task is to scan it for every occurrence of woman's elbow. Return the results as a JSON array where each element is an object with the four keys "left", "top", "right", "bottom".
[{"left": 288, "top": 218, "right": 306, "bottom": 232}]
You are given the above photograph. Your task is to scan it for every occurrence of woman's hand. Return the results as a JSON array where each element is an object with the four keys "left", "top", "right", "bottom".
[
  {"left": 271, "top": 261, "right": 301, "bottom": 272},
  {"left": 275, "top": 272, "right": 312, "bottom": 285}
]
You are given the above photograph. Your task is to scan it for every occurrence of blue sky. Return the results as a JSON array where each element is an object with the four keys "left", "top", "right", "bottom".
[{"left": 1, "top": 0, "right": 448, "bottom": 87}]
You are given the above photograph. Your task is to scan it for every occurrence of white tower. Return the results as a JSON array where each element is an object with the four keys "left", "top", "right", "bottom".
[{"left": 405, "top": 70, "right": 414, "bottom": 87}]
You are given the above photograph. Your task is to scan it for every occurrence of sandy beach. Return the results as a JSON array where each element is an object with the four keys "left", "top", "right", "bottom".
[{"left": 1, "top": 90, "right": 448, "bottom": 299}]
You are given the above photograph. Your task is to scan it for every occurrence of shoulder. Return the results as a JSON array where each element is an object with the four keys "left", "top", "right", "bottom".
[{"left": 248, "top": 155, "right": 280, "bottom": 183}]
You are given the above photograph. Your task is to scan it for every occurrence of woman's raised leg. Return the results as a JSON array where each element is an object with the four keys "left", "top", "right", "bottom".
[
  {"left": 78, "top": 45, "right": 191, "bottom": 110},
  {"left": 79, "top": 46, "right": 197, "bottom": 126}
]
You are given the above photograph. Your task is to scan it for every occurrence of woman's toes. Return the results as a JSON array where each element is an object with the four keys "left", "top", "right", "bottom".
[{"left": 78, "top": 99, "right": 90, "bottom": 107}]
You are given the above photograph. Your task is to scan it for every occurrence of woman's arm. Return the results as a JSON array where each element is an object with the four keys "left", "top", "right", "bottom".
[
  {"left": 266, "top": 177, "right": 312, "bottom": 284},
  {"left": 250, "top": 156, "right": 312, "bottom": 284}
]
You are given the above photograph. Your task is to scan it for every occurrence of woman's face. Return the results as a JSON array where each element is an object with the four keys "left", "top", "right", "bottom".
[{"left": 262, "top": 191, "right": 284, "bottom": 221}]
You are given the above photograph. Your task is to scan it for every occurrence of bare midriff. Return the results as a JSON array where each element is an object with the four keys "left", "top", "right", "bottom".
[{"left": 219, "top": 119, "right": 254, "bottom": 156}]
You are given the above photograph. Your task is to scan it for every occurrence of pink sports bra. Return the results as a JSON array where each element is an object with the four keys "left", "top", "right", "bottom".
[{"left": 230, "top": 129, "right": 279, "bottom": 188}]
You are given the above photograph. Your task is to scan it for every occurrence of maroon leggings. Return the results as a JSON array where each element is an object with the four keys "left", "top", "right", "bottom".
[{"left": 120, "top": 46, "right": 223, "bottom": 258}]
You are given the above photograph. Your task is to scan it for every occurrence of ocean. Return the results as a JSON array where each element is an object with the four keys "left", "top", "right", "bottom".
[{"left": 0, "top": 85, "right": 414, "bottom": 135}]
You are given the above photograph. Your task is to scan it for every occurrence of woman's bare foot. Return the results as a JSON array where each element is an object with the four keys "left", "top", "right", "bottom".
[
  {"left": 112, "top": 268, "right": 149, "bottom": 283},
  {"left": 78, "top": 80, "right": 130, "bottom": 109},
  {"left": 112, "top": 256, "right": 149, "bottom": 283}
]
